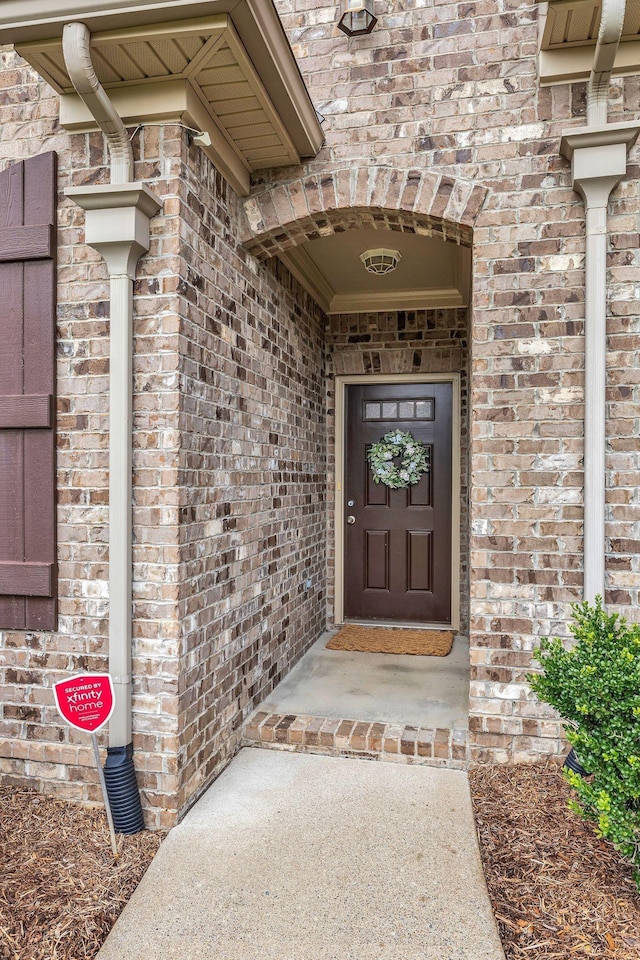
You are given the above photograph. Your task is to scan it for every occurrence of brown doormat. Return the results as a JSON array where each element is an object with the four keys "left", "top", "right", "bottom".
[{"left": 326, "top": 624, "right": 454, "bottom": 657}]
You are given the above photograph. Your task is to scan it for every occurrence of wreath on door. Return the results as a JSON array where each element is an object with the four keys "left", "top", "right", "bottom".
[{"left": 367, "top": 430, "right": 430, "bottom": 489}]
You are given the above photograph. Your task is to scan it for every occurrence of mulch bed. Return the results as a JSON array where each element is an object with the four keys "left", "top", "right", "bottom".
[
  {"left": 0, "top": 787, "right": 163, "bottom": 960},
  {"left": 470, "top": 762, "right": 640, "bottom": 959}
]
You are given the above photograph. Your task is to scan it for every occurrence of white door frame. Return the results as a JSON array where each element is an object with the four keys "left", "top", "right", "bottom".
[{"left": 334, "top": 373, "right": 461, "bottom": 630}]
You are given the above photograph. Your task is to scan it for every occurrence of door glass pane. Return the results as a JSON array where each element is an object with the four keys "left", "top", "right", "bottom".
[{"left": 415, "top": 400, "right": 434, "bottom": 420}]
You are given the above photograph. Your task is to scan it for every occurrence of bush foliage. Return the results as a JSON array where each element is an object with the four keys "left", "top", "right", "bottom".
[{"left": 529, "top": 598, "right": 640, "bottom": 887}]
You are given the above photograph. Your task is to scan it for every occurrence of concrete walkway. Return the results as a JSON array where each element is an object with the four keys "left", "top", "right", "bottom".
[{"left": 97, "top": 749, "right": 505, "bottom": 960}]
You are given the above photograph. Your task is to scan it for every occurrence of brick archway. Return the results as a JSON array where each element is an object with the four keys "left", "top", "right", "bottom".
[{"left": 239, "top": 167, "right": 488, "bottom": 259}]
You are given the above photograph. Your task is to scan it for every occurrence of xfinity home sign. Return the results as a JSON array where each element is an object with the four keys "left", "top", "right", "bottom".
[{"left": 53, "top": 673, "right": 114, "bottom": 733}]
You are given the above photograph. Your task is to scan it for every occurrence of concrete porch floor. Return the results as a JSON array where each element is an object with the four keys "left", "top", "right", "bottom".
[
  {"left": 243, "top": 631, "right": 470, "bottom": 767},
  {"left": 256, "top": 630, "right": 470, "bottom": 730}
]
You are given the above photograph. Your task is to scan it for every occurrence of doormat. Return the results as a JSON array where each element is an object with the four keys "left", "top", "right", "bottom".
[{"left": 326, "top": 624, "right": 454, "bottom": 657}]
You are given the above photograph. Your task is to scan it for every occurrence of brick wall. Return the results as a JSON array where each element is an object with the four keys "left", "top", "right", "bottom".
[
  {"left": 263, "top": 0, "right": 640, "bottom": 761},
  {"left": 2, "top": 0, "right": 640, "bottom": 813},
  {"left": 0, "top": 50, "right": 330, "bottom": 822},
  {"left": 173, "top": 150, "right": 328, "bottom": 814},
  {"left": 0, "top": 51, "right": 187, "bottom": 826}
]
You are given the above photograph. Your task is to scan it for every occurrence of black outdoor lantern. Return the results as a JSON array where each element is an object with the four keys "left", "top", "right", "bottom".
[{"left": 337, "top": 0, "right": 377, "bottom": 36}]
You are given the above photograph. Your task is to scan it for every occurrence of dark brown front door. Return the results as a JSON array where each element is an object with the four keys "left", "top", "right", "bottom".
[{"left": 343, "top": 382, "right": 453, "bottom": 623}]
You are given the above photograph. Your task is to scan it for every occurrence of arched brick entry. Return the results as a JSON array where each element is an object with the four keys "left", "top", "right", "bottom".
[
  {"left": 240, "top": 167, "right": 488, "bottom": 258},
  {"left": 235, "top": 163, "right": 491, "bottom": 768},
  {"left": 238, "top": 164, "right": 486, "bottom": 658}
]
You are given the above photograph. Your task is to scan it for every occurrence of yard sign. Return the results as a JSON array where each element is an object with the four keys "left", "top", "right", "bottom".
[
  {"left": 53, "top": 673, "right": 114, "bottom": 732},
  {"left": 53, "top": 673, "right": 118, "bottom": 857}
]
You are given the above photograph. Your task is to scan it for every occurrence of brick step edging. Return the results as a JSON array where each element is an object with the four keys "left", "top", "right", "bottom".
[{"left": 242, "top": 711, "right": 469, "bottom": 769}]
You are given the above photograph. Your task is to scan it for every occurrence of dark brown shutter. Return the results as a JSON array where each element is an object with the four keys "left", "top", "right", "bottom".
[{"left": 0, "top": 153, "right": 57, "bottom": 631}]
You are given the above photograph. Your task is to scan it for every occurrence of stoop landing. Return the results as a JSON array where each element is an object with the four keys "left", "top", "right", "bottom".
[{"left": 243, "top": 631, "right": 470, "bottom": 768}]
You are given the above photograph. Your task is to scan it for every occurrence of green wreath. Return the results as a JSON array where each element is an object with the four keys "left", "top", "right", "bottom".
[{"left": 367, "top": 430, "right": 430, "bottom": 489}]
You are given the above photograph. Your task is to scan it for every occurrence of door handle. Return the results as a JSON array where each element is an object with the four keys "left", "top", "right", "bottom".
[{"left": 347, "top": 515, "right": 356, "bottom": 525}]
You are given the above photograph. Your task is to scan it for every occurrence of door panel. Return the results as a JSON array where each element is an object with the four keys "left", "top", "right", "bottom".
[
  {"left": 365, "top": 464, "right": 389, "bottom": 506},
  {"left": 407, "top": 530, "right": 433, "bottom": 593},
  {"left": 365, "top": 530, "right": 389, "bottom": 590},
  {"left": 408, "top": 460, "right": 432, "bottom": 507},
  {"left": 344, "top": 381, "right": 452, "bottom": 623}
]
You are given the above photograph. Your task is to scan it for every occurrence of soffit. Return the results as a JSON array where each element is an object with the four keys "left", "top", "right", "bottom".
[
  {"left": 541, "top": 0, "right": 640, "bottom": 47},
  {"left": 280, "top": 229, "right": 471, "bottom": 316},
  {"left": 539, "top": 0, "right": 640, "bottom": 82},
  {"left": 19, "top": 17, "right": 300, "bottom": 173},
  {"left": 0, "top": 1, "right": 323, "bottom": 195}
]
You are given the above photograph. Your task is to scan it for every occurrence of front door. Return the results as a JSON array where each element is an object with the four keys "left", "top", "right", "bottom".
[{"left": 343, "top": 381, "right": 453, "bottom": 623}]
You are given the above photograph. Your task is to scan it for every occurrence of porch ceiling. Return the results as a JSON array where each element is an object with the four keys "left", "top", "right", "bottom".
[
  {"left": 0, "top": 1, "right": 324, "bottom": 196},
  {"left": 539, "top": 0, "right": 640, "bottom": 83},
  {"left": 280, "top": 229, "right": 471, "bottom": 316}
]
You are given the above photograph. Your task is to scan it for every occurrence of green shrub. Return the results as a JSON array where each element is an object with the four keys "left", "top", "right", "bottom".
[{"left": 529, "top": 598, "right": 640, "bottom": 887}]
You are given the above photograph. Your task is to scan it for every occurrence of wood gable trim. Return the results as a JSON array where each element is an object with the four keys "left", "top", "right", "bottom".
[{"left": 0, "top": 152, "right": 57, "bottom": 632}]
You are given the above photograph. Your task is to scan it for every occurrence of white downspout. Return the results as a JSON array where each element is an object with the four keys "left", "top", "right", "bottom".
[
  {"left": 582, "top": 1, "right": 625, "bottom": 601},
  {"left": 587, "top": 0, "right": 626, "bottom": 126},
  {"left": 560, "top": 0, "right": 640, "bottom": 603},
  {"left": 62, "top": 23, "right": 161, "bottom": 762},
  {"left": 583, "top": 2, "right": 625, "bottom": 598},
  {"left": 579, "top": 172, "right": 618, "bottom": 602},
  {"left": 582, "top": 0, "right": 624, "bottom": 601},
  {"left": 62, "top": 23, "right": 133, "bottom": 184}
]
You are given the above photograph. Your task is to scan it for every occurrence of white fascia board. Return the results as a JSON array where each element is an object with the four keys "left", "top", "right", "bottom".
[
  {"left": 539, "top": 40, "right": 640, "bottom": 83},
  {"left": 0, "top": 1, "right": 236, "bottom": 39},
  {"left": 60, "top": 78, "right": 188, "bottom": 127},
  {"left": 239, "top": 0, "right": 325, "bottom": 158}
]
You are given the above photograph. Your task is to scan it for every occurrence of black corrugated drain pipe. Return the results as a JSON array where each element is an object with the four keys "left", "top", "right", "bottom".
[
  {"left": 104, "top": 743, "right": 145, "bottom": 834},
  {"left": 563, "top": 747, "right": 590, "bottom": 779}
]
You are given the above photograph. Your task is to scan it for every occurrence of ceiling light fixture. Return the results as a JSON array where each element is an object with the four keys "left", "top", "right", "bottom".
[
  {"left": 337, "top": 1, "right": 377, "bottom": 37},
  {"left": 360, "top": 248, "right": 402, "bottom": 275}
]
